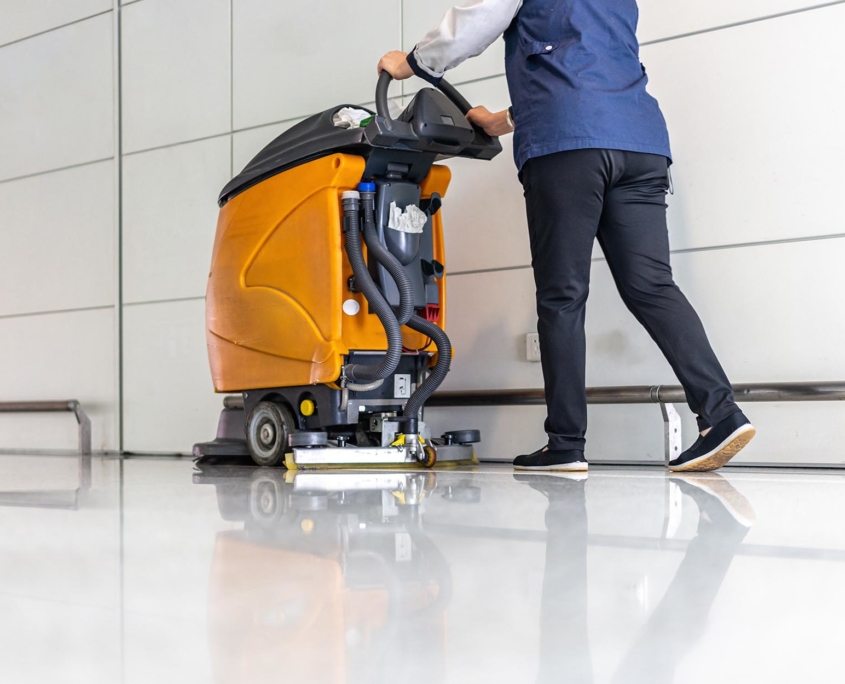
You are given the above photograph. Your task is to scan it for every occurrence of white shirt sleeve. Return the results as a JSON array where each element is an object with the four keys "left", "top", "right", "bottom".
[{"left": 411, "top": 0, "right": 524, "bottom": 81}]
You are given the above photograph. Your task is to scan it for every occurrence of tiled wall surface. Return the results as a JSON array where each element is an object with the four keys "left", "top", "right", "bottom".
[
  {"left": 0, "top": 4, "right": 117, "bottom": 451},
  {"left": 2, "top": 0, "right": 844, "bottom": 462}
]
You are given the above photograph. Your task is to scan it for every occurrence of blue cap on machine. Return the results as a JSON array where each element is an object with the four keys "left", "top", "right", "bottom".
[{"left": 357, "top": 181, "right": 376, "bottom": 192}]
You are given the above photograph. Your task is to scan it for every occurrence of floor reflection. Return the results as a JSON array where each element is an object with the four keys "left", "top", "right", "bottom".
[
  {"left": 195, "top": 468, "right": 481, "bottom": 684},
  {"left": 612, "top": 474, "right": 754, "bottom": 683},
  {"left": 4, "top": 454, "right": 845, "bottom": 683},
  {"left": 511, "top": 471, "right": 755, "bottom": 684}
]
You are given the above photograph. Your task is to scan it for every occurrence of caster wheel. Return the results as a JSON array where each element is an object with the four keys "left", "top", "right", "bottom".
[
  {"left": 443, "top": 429, "right": 481, "bottom": 444},
  {"left": 246, "top": 401, "right": 296, "bottom": 467},
  {"left": 421, "top": 445, "right": 437, "bottom": 468},
  {"left": 290, "top": 430, "right": 328, "bottom": 447}
]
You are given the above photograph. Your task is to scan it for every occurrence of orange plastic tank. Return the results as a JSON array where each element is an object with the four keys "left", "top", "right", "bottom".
[{"left": 205, "top": 153, "right": 451, "bottom": 393}]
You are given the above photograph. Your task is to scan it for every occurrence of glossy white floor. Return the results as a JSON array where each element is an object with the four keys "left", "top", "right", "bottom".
[{"left": 1, "top": 454, "right": 843, "bottom": 683}]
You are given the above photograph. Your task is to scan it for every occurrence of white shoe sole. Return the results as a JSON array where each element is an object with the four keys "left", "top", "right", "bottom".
[
  {"left": 669, "top": 424, "right": 756, "bottom": 472},
  {"left": 514, "top": 461, "right": 589, "bottom": 472}
]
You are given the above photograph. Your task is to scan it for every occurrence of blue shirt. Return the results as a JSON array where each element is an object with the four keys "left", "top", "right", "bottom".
[{"left": 503, "top": 0, "right": 672, "bottom": 170}]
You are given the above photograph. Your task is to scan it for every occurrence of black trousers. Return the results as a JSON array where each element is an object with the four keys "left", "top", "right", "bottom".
[{"left": 522, "top": 149, "right": 740, "bottom": 451}]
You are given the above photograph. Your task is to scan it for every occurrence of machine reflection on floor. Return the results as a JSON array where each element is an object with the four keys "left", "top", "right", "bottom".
[
  {"left": 191, "top": 464, "right": 762, "bottom": 684},
  {"left": 194, "top": 467, "right": 480, "bottom": 683}
]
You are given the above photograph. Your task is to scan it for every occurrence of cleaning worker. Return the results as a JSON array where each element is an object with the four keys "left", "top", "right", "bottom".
[{"left": 378, "top": 0, "right": 756, "bottom": 473}]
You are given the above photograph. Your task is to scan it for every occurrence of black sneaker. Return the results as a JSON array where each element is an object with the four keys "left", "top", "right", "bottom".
[
  {"left": 513, "top": 447, "right": 588, "bottom": 472},
  {"left": 669, "top": 411, "right": 756, "bottom": 472}
]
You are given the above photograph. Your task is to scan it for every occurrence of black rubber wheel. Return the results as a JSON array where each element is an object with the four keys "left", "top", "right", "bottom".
[
  {"left": 289, "top": 430, "right": 329, "bottom": 447},
  {"left": 443, "top": 429, "right": 481, "bottom": 444},
  {"left": 246, "top": 401, "right": 296, "bottom": 467}
]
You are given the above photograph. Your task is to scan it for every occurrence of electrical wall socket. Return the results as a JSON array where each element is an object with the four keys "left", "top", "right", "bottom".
[{"left": 525, "top": 333, "right": 541, "bottom": 362}]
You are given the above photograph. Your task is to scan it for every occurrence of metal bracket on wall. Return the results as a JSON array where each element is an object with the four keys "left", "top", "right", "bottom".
[
  {"left": 0, "top": 400, "right": 92, "bottom": 455},
  {"left": 660, "top": 402, "right": 682, "bottom": 466}
]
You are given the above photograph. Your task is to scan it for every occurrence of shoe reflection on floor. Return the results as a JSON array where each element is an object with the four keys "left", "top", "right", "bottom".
[
  {"left": 512, "top": 471, "right": 755, "bottom": 684},
  {"left": 612, "top": 473, "right": 755, "bottom": 684}
]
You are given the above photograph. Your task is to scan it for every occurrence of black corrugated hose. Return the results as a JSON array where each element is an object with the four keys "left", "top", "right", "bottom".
[
  {"left": 360, "top": 189, "right": 415, "bottom": 326},
  {"left": 342, "top": 192, "right": 403, "bottom": 382},
  {"left": 402, "top": 314, "right": 452, "bottom": 419}
]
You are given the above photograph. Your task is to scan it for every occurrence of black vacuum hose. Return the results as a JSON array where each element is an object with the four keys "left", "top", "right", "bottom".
[
  {"left": 402, "top": 314, "right": 452, "bottom": 419},
  {"left": 360, "top": 190, "right": 415, "bottom": 326},
  {"left": 342, "top": 192, "right": 403, "bottom": 382}
]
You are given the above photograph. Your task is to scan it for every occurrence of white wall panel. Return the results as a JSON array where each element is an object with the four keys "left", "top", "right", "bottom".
[
  {"left": 645, "top": 3, "right": 845, "bottom": 252},
  {"left": 232, "top": 120, "right": 300, "bottom": 173},
  {"left": 0, "top": 161, "right": 114, "bottom": 316},
  {"left": 122, "top": 299, "right": 223, "bottom": 454},
  {"left": 448, "top": 238, "right": 845, "bottom": 391},
  {"left": 433, "top": 76, "right": 611, "bottom": 274},
  {"left": 123, "top": 137, "right": 231, "bottom": 304},
  {"left": 432, "top": 5, "right": 845, "bottom": 273},
  {"left": 442, "top": 265, "right": 677, "bottom": 393},
  {"left": 638, "top": 0, "right": 827, "bottom": 43},
  {"left": 232, "top": 0, "right": 401, "bottom": 129},
  {"left": 0, "top": 309, "right": 117, "bottom": 452},
  {"left": 0, "top": 0, "right": 111, "bottom": 47},
  {"left": 402, "top": 0, "right": 507, "bottom": 90},
  {"left": 0, "top": 13, "right": 113, "bottom": 181},
  {"left": 425, "top": 403, "right": 669, "bottom": 463},
  {"left": 231, "top": 96, "right": 404, "bottom": 172},
  {"left": 121, "top": 0, "right": 230, "bottom": 153},
  {"left": 437, "top": 236, "right": 845, "bottom": 463},
  {"left": 429, "top": 399, "right": 845, "bottom": 465},
  {"left": 437, "top": 77, "right": 529, "bottom": 273}
]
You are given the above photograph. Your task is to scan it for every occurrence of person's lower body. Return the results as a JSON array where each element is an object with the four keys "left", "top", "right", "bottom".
[{"left": 514, "top": 149, "right": 754, "bottom": 472}]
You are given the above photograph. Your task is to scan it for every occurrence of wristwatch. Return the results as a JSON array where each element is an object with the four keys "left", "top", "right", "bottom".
[{"left": 505, "top": 106, "right": 515, "bottom": 131}]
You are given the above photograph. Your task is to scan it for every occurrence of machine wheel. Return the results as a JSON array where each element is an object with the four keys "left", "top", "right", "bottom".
[
  {"left": 443, "top": 429, "right": 481, "bottom": 444},
  {"left": 421, "top": 445, "right": 437, "bottom": 468},
  {"left": 289, "top": 430, "right": 328, "bottom": 447},
  {"left": 246, "top": 401, "right": 296, "bottom": 467}
]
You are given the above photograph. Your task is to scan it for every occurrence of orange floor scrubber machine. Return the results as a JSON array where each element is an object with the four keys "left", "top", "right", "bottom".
[{"left": 193, "top": 74, "right": 501, "bottom": 469}]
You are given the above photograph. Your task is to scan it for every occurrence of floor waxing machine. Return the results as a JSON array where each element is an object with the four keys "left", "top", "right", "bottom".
[{"left": 193, "top": 73, "right": 502, "bottom": 469}]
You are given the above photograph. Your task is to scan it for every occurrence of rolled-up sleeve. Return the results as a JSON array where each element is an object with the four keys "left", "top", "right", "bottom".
[{"left": 407, "top": 0, "right": 523, "bottom": 85}]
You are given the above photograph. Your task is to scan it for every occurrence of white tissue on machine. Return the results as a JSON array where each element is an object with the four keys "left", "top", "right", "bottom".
[
  {"left": 387, "top": 202, "right": 428, "bottom": 234},
  {"left": 332, "top": 107, "right": 372, "bottom": 129}
]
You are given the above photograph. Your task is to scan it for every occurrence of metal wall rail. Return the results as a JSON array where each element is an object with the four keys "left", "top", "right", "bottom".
[
  {"left": 427, "top": 382, "right": 845, "bottom": 464},
  {"left": 0, "top": 400, "right": 92, "bottom": 455}
]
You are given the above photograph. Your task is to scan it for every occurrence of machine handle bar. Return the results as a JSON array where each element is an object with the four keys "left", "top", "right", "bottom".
[{"left": 375, "top": 71, "right": 475, "bottom": 124}]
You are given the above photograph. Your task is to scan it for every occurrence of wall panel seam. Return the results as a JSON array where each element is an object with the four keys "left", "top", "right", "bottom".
[
  {"left": 449, "top": 232, "right": 845, "bottom": 277},
  {"left": 123, "top": 295, "right": 206, "bottom": 308},
  {"left": 0, "top": 8, "right": 112, "bottom": 50},
  {"left": 0, "top": 305, "right": 115, "bottom": 321},
  {"left": 0, "top": 157, "right": 113, "bottom": 186},
  {"left": 114, "top": 0, "right": 125, "bottom": 453},
  {"left": 122, "top": 130, "right": 233, "bottom": 158},
  {"left": 640, "top": 0, "right": 845, "bottom": 47}
]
